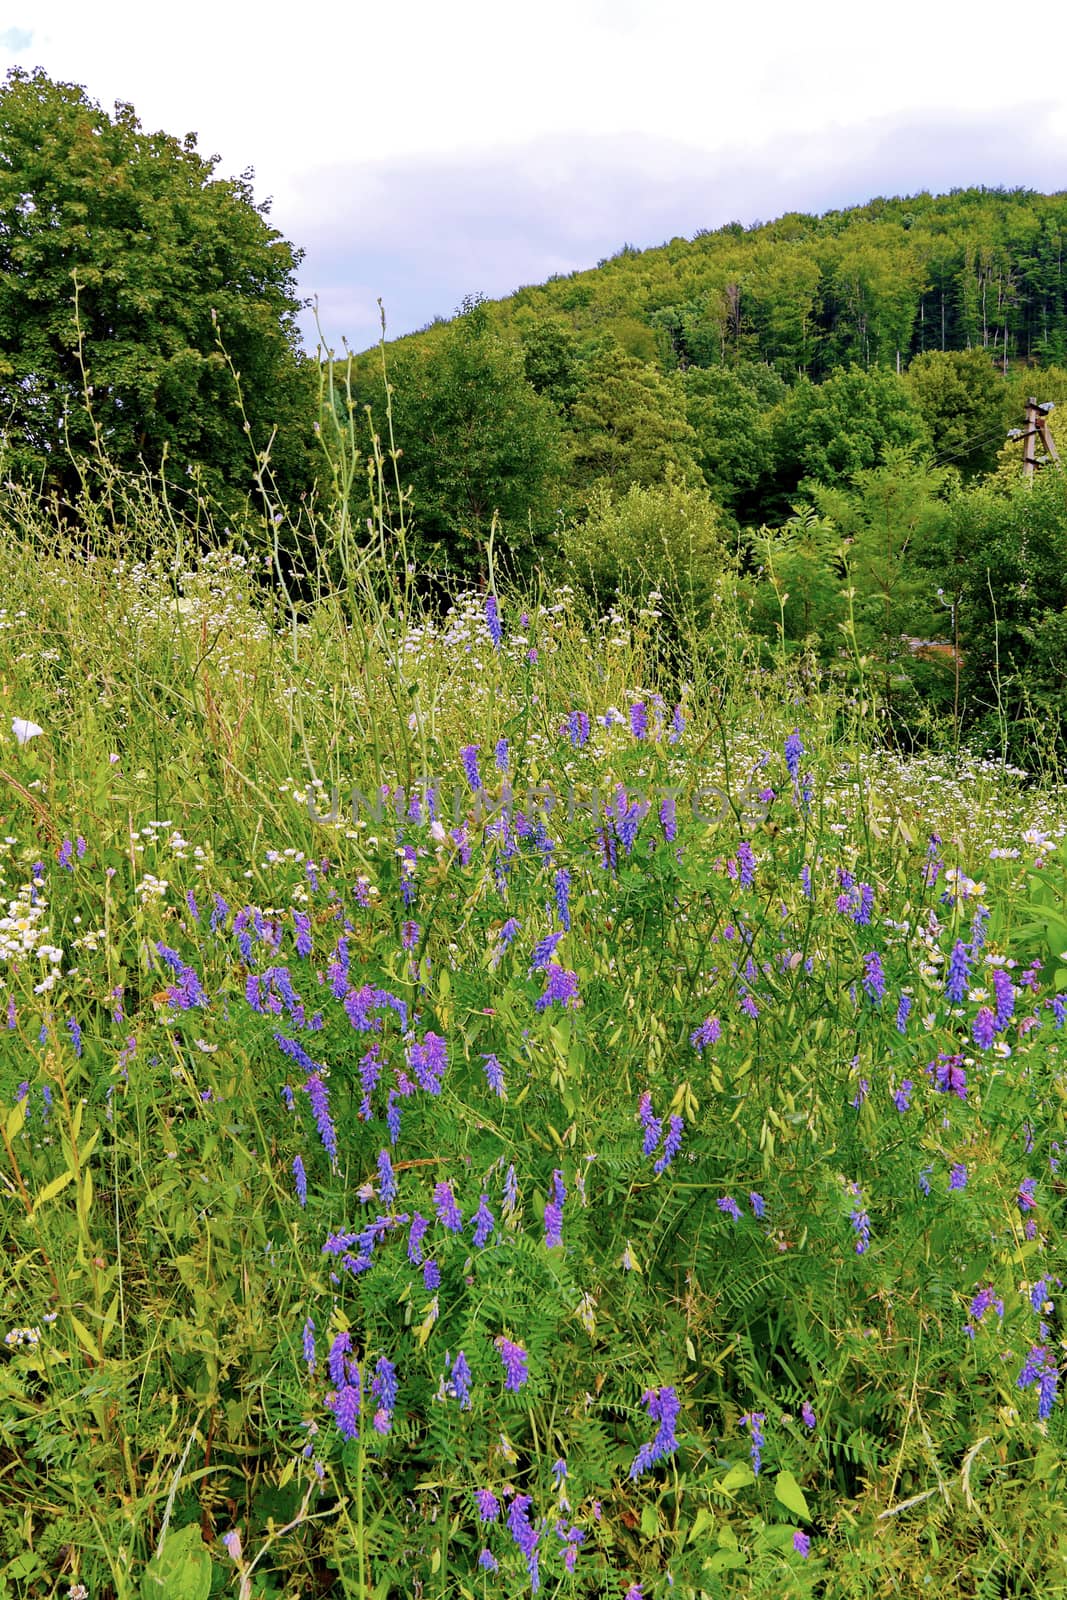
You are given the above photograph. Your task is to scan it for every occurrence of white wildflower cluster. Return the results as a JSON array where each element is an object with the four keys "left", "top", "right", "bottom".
[
  {"left": 0, "top": 882, "right": 64, "bottom": 990},
  {"left": 134, "top": 873, "right": 170, "bottom": 904},
  {"left": 4, "top": 1326, "right": 41, "bottom": 1348}
]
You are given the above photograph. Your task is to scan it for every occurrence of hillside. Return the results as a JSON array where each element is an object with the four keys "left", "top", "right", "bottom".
[{"left": 422, "top": 187, "right": 1067, "bottom": 377}]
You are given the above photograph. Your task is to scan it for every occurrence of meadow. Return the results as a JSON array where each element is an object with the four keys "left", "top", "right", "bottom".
[{"left": 1, "top": 468, "right": 1066, "bottom": 1600}]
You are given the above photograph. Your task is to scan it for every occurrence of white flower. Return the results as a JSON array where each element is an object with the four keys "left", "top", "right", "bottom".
[{"left": 12, "top": 718, "right": 43, "bottom": 745}]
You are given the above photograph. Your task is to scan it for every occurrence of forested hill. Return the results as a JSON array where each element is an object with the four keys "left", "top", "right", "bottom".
[{"left": 399, "top": 187, "right": 1067, "bottom": 377}]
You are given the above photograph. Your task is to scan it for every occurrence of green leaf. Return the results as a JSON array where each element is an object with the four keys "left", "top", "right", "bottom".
[
  {"left": 30, "top": 1169, "right": 74, "bottom": 1217},
  {"left": 774, "top": 1468, "right": 810, "bottom": 1520},
  {"left": 640, "top": 1503, "right": 660, "bottom": 1538},
  {"left": 141, "top": 1523, "right": 213, "bottom": 1600},
  {"left": 717, "top": 1461, "right": 755, "bottom": 1493}
]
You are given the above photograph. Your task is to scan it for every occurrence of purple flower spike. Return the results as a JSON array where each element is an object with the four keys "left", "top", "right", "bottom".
[
  {"left": 433, "top": 1180, "right": 463, "bottom": 1233},
  {"left": 497, "top": 1336, "right": 529, "bottom": 1391}
]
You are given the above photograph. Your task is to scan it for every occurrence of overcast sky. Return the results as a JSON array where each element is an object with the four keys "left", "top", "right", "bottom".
[{"left": 3, "top": 1, "right": 1067, "bottom": 353}]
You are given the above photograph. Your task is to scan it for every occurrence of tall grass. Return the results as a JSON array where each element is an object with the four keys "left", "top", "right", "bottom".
[{"left": 1, "top": 457, "right": 1066, "bottom": 1600}]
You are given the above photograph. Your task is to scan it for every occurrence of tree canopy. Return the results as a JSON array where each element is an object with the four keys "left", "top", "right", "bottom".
[{"left": 0, "top": 67, "right": 314, "bottom": 513}]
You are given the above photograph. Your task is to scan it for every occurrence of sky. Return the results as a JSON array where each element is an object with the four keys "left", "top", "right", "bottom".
[{"left": 3, "top": 1, "right": 1067, "bottom": 353}]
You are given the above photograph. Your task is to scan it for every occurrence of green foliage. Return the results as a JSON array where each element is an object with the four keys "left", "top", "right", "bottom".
[
  {"left": 0, "top": 68, "right": 314, "bottom": 515},
  {"left": 362, "top": 295, "right": 565, "bottom": 579},
  {"left": 746, "top": 505, "right": 846, "bottom": 657},
  {"left": 566, "top": 340, "right": 705, "bottom": 496},
  {"left": 906, "top": 348, "right": 1011, "bottom": 475},
  {"left": 561, "top": 474, "right": 739, "bottom": 639},
  {"left": 487, "top": 188, "right": 1067, "bottom": 383},
  {"left": 934, "top": 469, "right": 1067, "bottom": 755},
  {"left": 768, "top": 365, "right": 932, "bottom": 499},
  {"left": 682, "top": 362, "right": 786, "bottom": 513},
  {"left": 809, "top": 451, "right": 956, "bottom": 706}
]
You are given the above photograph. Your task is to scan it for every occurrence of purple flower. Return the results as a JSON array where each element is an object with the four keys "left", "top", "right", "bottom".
[
  {"left": 742, "top": 1410, "right": 765, "bottom": 1475},
  {"left": 973, "top": 1006, "right": 996, "bottom": 1050},
  {"left": 690, "top": 1015, "right": 721, "bottom": 1051},
  {"left": 67, "top": 1016, "right": 83, "bottom": 1058},
  {"left": 638, "top": 1091, "right": 662, "bottom": 1157},
  {"left": 784, "top": 729, "right": 804, "bottom": 780},
  {"left": 934, "top": 1056, "right": 967, "bottom": 1099},
  {"left": 554, "top": 868, "right": 571, "bottom": 931},
  {"left": 386, "top": 1089, "right": 402, "bottom": 1146},
  {"left": 482, "top": 1053, "right": 507, "bottom": 1098},
  {"left": 371, "top": 1355, "right": 397, "bottom": 1433},
  {"left": 718, "top": 1195, "right": 742, "bottom": 1220},
  {"left": 461, "top": 744, "right": 482, "bottom": 792},
  {"left": 497, "top": 1336, "right": 528, "bottom": 1391},
  {"left": 302, "top": 1074, "right": 337, "bottom": 1164},
  {"left": 293, "top": 911, "right": 312, "bottom": 958},
  {"left": 970, "top": 1285, "right": 998, "bottom": 1322},
  {"left": 485, "top": 594, "right": 503, "bottom": 648},
  {"left": 472, "top": 1194, "right": 495, "bottom": 1248},
  {"left": 302, "top": 1317, "right": 316, "bottom": 1372},
  {"left": 327, "top": 1330, "right": 353, "bottom": 1388},
  {"left": 853, "top": 883, "right": 874, "bottom": 926},
  {"left": 669, "top": 703, "right": 685, "bottom": 743},
  {"left": 630, "top": 702, "right": 648, "bottom": 740},
  {"left": 801, "top": 1402, "right": 816, "bottom": 1429},
  {"left": 629, "top": 1385, "right": 680, "bottom": 1478},
  {"left": 535, "top": 964, "right": 580, "bottom": 1012},
  {"left": 659, "top": 792, "right": 677, "bottom": 843},
  {"left": 1018, "top": 1177, "right": 1037, "bottom": 1212},
  {"left": 478, "top": 1549, "right": 498, "bottom": 1573},
  {"left": 793, "top": 1531, "right": 810, "bottom": 1558},
  {"left": 896, "top": 993, "right": 911, "bottom": 1034},
  {"left": 949, "top": 1163, "right": 968, "bottom": 1191},
  {"left": 544, "top": 1197, "right": 564, "bottom": 1250},
  {"left": 330, "top": 1382, "right": 361, "bottom": 1440},
  {"left": 494, "top": 736, "right": 509, "bottom": 773},
  {"left": 401, "top": 920, "right": 420, "bottom": 951},
  {"left": 507, "top": 1495, "right": 541, "bottom": 1591},
  {"left": 749, "top": 1192, "right": 766, "bottom": 1219},
  {"left": 567, "top": 710, "right": 589, "bottom": 749},
  {"left": 736, "top": 840, "right": 756, "bottom": 887},
  {"left": 58, "top": 838, "right": 73, "bottom": 871},
  {"left": 654, "top": 1114, "right": 683, "bottom": 1175},
  {"left": 531, "top": 931, "right": 564, "bottom": 971},
  {"left": 945, "top": 939, "right": 971, "bottom": 1003},
  {"left": 992, "top": 967, "right": 1015, "bottom": 1030},
  {"left": 849, "top": 1197, "right": 871, "bottom": 1253},
  {"left": 475, "top": 1487, "right": 500, "bottom": 1523},
  {"left": 893, "top": 1079, "right": 913, "bottom": 1113},
  {"left": 292, "top": 1155, "right": 308, "bottom": 1207},
  {"left": 1018, "top": 1346, "right": 1059, "bottom": 1420},
  {"left": 377, "top": 1148, "right": 396, "bottom": 1205},
  {"left": 409, "top": 1032, "right": 447, "bottom": 1095},
  {"left": 862, "top": 951, "right": 885, "bottom": 1004},
  {"left": 423, "top": 1259, "right": 441, "bottom": 1290},
  {"left": 433, "top": 1180, "right": 463, "bottom": 1233},
  {"left": 407, "top": 1213, "right": 430, "bottom": 1265}
]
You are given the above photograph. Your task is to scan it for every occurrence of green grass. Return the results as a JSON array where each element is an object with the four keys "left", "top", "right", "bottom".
[{"left": 1, "top": 473, "right": 1066, "bottom": 1600}]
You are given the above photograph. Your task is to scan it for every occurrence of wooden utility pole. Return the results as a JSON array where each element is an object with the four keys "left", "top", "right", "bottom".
[{"left": 1008, "top": 398, "right": 1062, "bottom": 483}]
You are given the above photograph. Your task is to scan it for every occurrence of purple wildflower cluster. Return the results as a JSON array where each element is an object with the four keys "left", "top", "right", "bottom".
[
  {"left": 629, "top": 1384, "right": 680, "bottom": 1479},
  {"left": 637, "top": 1091, "right": 684, "bottom": 1175}
]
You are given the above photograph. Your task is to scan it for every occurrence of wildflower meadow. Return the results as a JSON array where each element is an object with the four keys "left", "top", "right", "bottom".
[{"left": 1, "top": 468, "right": 1066, "bottom": 1600}]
